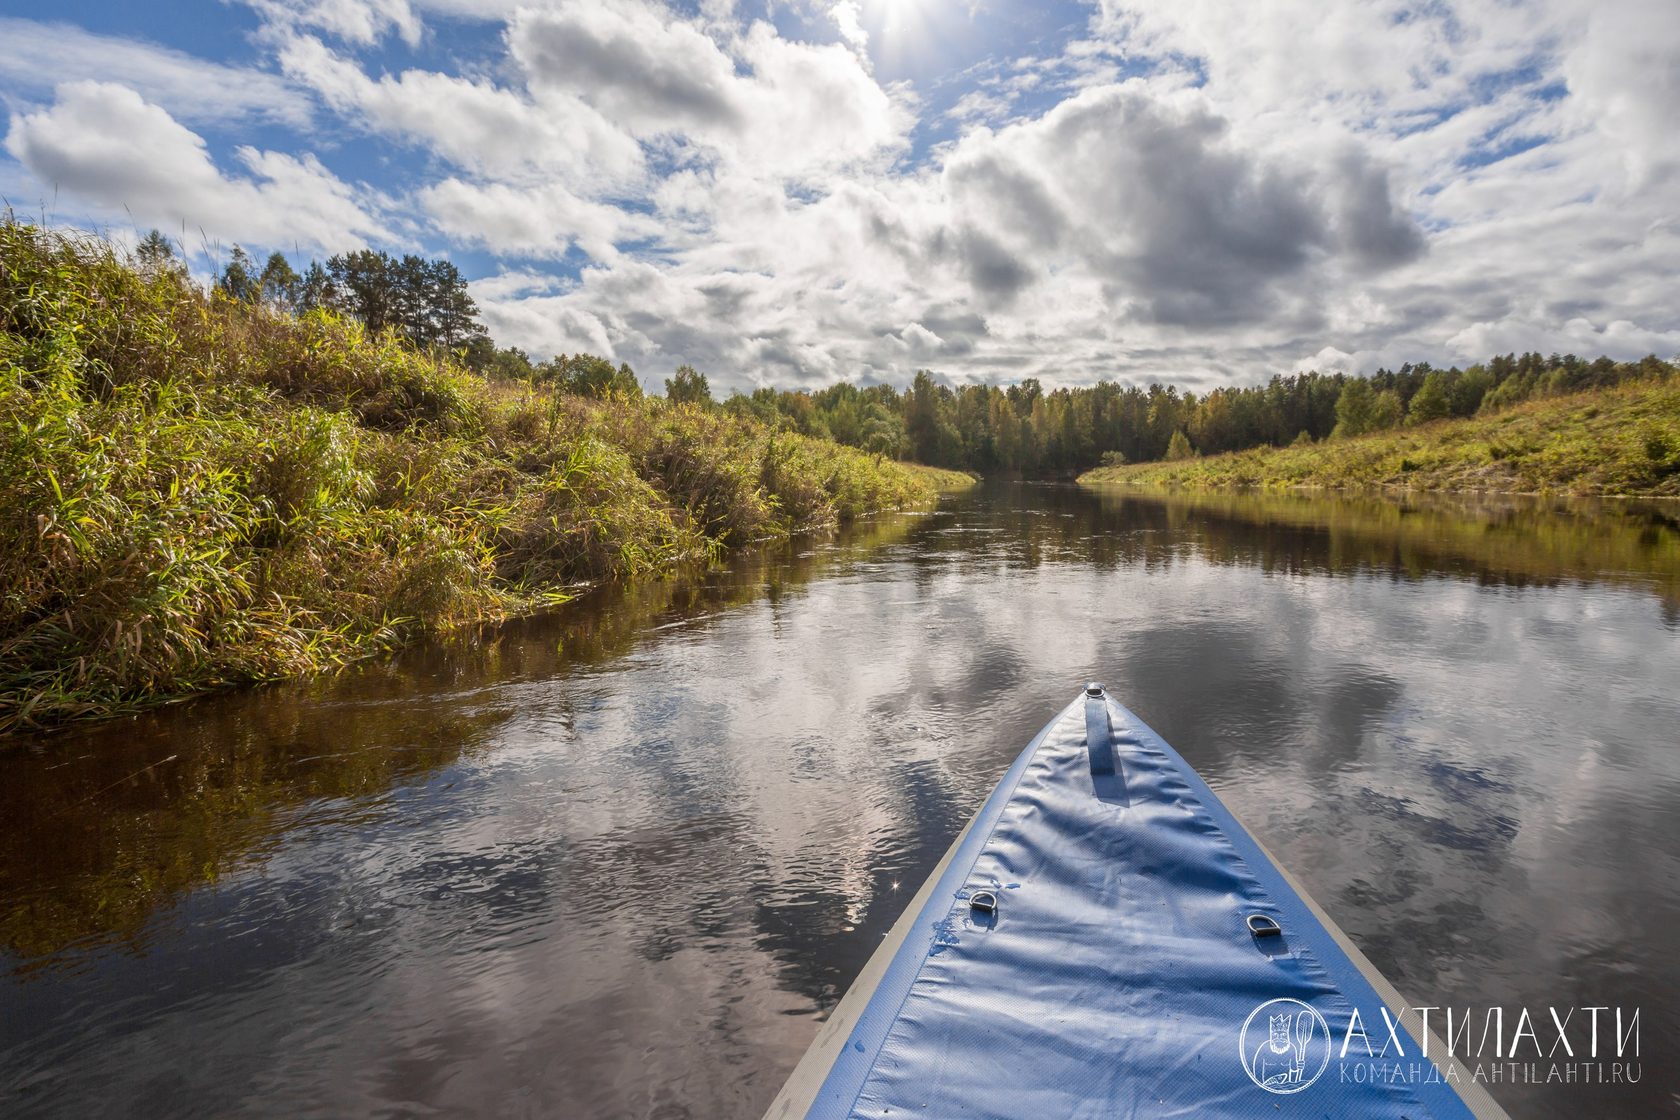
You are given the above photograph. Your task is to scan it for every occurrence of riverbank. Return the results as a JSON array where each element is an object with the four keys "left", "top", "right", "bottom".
[
  {"left": 1078, "top": 378, "right": 1680, "bottom": 496},
  {"left": 0, "top": 224, "right": 970, "bottom": 734}
]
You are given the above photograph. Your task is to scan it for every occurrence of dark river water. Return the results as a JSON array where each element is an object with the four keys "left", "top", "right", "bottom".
[{"left": 3, "top": 483, "right": 1678, "bottom": 1119}]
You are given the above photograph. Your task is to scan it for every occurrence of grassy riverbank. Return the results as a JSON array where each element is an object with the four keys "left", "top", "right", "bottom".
[
  {"left": 0, "top": 224, "right": 969, "bottom": 734},
  {"left": 1079, "top": 378, "right": 1680, "bottom": 496},
  {"left": 0, "top": 517, "right": 929, "bottom": 961}
]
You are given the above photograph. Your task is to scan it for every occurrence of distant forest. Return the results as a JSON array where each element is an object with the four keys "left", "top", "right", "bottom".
[
  {"left": 722, "top": 354, "right": 1678, "bottom": 476},
  {"left": 193, "top": 233, "right": 1679, "bottom": 477}
]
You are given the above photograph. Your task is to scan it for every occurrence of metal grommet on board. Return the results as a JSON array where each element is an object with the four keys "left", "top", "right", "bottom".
[{"left": 1246, "top": 913, "right": 1282, "bottom": 938}]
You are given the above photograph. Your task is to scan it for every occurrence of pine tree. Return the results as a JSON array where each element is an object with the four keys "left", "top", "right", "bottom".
[
  {"left": 296, "top": 262, "right": 337, "bottom": 313},
  {"left": 258, "top": 253, "right": 300, "bottom": 310},
  {"left": 134, "top": 229, "right": 182, "bottom": 279},
  {"left": 425, "top": 260, "right": 486, "bottom": 352},
  {"left": 328, "top": 250, "right": 397, "bottom": 333},
  {"left": 217, "top": 245, "right": 260, "bottom": 302}
]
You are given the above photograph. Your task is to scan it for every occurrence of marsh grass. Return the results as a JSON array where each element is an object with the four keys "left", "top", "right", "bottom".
[
  {"left": 1079, "top": 378, "right": 1680, "bottom": 497},
  {"left": 0, "top": 222, "right": 970, "bottom": 733}
]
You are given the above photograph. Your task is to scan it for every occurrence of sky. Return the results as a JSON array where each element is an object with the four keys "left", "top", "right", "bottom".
[{"left": 1, "top": 0, "right": 1677, "bottom": 394}]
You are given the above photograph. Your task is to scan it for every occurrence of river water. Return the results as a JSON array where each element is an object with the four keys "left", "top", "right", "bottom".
[{"left": 3, "top": 483, "right": 1677, "bottom": 1119}]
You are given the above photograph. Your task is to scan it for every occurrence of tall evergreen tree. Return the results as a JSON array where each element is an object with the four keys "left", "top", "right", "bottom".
[
  {"left": 259, "top": 253, "right": 300, "bottom": 310},
  {"left": 296, "top": 261, "right": 337, "bottom": 313},
  {"left": 134, "top": 229, "right": 182, "bottom": 279},
  {"left": 217, "top": 246, "right": 260, "bottom": 302},
  {"left": 425, "top": 259, "right": 486, "bottom": 351},
  {"left": 327, "top": 250, "right": 397, "bottom": 333}
]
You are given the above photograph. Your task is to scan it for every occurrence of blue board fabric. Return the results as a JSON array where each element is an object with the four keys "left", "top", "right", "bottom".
[{"left": 800, "top": 692, "right": 1489, "bottom": 1119}]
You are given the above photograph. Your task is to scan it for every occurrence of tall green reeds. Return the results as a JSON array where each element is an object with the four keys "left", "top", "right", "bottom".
[{"left": 0, "top": 222, "right": 970, "bottom": 734}]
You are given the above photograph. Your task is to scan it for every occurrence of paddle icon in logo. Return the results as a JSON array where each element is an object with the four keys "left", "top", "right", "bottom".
[{"left": 1239, "top": 998, "right": 1330, "bottom": 1093}]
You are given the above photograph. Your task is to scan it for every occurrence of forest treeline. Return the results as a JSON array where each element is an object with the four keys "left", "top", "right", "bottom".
[
  {"left": 166, "top": 232, "right": 492, "bottom": 357},
  {"left": 702, "top": 355, "right": 1679, "bottom": 477},
  {"left": 194, "top": 230, "right": 1676, "bottom": 478}
]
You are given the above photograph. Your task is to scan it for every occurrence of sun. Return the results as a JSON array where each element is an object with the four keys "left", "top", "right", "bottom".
[
  {"left": 873, "top": 0, "right": 930, "bottom": 32},
  {"left": 863, "top": 0, "right": 940, "bottom": 75}
]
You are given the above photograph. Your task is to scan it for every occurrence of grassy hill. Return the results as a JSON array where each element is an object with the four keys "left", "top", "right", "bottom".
[
  {"left": 1079, "top": 378, "right": 1680, "bottom": 497},
  {"left": 0, "top": 223, "right": 969, "bottom": 733}
]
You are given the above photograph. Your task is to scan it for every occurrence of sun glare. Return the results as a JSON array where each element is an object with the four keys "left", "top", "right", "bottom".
[{"left": 866, "top": 0, "right": 940, "bottom": 73}]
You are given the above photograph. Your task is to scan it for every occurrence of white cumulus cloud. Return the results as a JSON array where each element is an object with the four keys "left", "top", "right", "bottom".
[
  {"left": 4, "top": 0, "right": 1679, "bottom": 391},
  {"left": 5, "top": 81, "right": 391, "bottom": 253}
]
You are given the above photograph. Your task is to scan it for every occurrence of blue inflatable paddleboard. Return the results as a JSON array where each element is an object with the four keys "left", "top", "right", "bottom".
[{"left": 766, "top": 686, "right": 1508, "bottom": 1119}]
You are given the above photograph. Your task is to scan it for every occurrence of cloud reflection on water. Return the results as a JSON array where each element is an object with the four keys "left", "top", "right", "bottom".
[{"left": 2, "top": 483, "right": 1677, "bottom": 1119}]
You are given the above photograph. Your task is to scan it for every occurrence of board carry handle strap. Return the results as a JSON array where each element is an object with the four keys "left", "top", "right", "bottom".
[{"left": 1084, "top": 683, "right": 1115, "bottom": 776}]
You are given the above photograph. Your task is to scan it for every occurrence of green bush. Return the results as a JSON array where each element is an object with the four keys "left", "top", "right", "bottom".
[{"left": 0, "top": 221, "right": 968, "bottom": 733}]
